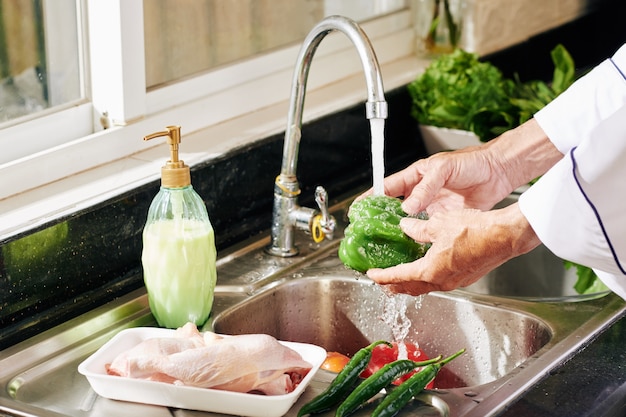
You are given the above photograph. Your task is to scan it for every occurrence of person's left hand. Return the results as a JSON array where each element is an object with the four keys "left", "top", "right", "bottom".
[{"left": 366, "top": 203, "right": 541, "bottom": 296}]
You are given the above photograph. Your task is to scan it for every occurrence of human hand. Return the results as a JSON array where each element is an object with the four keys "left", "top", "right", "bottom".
[
  {"left": 361, "top": 119, "right": 562, "bottom": 216},
  {"left": 366, "top": 203, "right": 541, "bottom": 296},
  {"left": 381, "top": 143, "right": 514, "bottom": 215}
]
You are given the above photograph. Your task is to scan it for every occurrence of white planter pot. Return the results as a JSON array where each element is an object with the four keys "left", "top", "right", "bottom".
[{"left": 419, "top": 125, "right": 482, "bottom": 154}]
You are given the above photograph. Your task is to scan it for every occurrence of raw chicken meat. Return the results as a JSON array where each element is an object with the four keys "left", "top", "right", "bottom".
[{"left": 106, "top": 323, "right": 312, "bottom": 395}]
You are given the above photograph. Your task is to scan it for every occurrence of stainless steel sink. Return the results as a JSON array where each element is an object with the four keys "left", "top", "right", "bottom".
[
  {"left": 213, "top": 274, "right": 552, "bottom": 389},
  {"left": 210, "top": 251, "right": 625, "bottom": 416},
  {"left": 1, "top": 193, "right": 624, "bottom": 417},
  {"left": 461, "top": 243, "right": 608, "bottom": 301}
]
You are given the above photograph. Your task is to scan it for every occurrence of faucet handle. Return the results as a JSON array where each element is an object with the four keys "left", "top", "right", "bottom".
[
  {"left": 314, "top": 186, "right": 330, "bottom": 222},
  {"left": 312, "top": 186, "right": 336, "bottom": 242}
]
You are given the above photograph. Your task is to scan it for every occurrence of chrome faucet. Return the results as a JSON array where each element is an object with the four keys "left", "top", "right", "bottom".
[{"left": 267, "top": 15, "right": 388, "bottom": 257}]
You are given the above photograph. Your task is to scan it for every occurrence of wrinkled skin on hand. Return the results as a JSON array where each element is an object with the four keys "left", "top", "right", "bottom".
[
  {"left": 382, "top": 145, "right": 512, "bottom": 216},
  {"left": 363, "top": 119, "right": 563, "bottom": 296},
  {"left": 366, "top": 204, "right": 541, "bottom": 295},
  {"left": 376, "top": 120, "right": 562, "bottom": 217}
]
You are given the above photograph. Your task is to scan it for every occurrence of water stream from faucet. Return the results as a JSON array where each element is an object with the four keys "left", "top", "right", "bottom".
[
  {"left": 373, "top": 118, "right": 423, "bottom": 360},
  {"left": 370, "top": 118, "right": 386, "bottom": 196}
]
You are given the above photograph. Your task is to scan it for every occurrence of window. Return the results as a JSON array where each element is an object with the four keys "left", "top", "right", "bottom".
[
  {"left": 0, "top": 0, "right": 82, "bottom": 123},
  {"left": 143, "top": 0, "right": 406, "bottom": 88},
  {"left": 0, "top": 0, "right": 417, "bottom": 239},
  {"left": 0, "top": 0, "right": 85, "bottom": 162}
]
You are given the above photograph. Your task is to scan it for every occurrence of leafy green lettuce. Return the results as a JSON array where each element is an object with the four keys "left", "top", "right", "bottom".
[
  {"left": 408, "top": 49, "right": 518, "bottom": 142},
  {"left": 564, "top": 260, "right": 609, "bottom": 295},
  {"left": 510, "top": 44, "right": 576, "bottom": 124},
  {"left": 408, "top": 45, "right": 576, "bottom": 142}
]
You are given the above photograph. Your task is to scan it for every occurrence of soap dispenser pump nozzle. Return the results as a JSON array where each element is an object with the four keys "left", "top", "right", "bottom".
[{"left": 144, "top": 125, "right": 191, "bottom": 188}]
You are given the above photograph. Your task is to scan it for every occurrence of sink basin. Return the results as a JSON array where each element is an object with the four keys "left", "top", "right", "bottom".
[
  {"left": 210, "top": 249, "right": 626, "bottom": 417},
  {"left": 460, "top": 193, "right": 610, "bottom": 302},
  {"left": 1, "top": 193, "right": 624, "bottom": 417},
  {"left": 461, "top": 243, "right": 610, "bottom": 301},
  {"left": 213, "top": 275, "right": 552, "bottom": 389}
]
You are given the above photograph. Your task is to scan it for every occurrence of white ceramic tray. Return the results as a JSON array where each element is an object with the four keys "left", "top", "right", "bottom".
[{"left": 78, "top": 327, "right": 326, "bottom": 417}]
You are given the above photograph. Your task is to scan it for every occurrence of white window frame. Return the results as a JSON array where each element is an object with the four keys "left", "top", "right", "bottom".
[{"left": 0, "top": 0, "right": 425, "bottom": 240}]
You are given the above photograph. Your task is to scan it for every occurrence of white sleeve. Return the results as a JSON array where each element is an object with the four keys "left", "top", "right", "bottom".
[{"left": 518, "top": 44, "right": 626, "bottom": 300}]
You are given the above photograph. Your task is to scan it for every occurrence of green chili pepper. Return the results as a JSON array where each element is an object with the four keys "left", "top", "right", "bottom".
[
  {"left": 338, "top": 195, "right": 430, "bottom": 272},
  {"left": 371, "top": 349, "right": 465, "bottom": 417},
  {"left": 298, "top": 340, "right": 392, "bottom": 417},
  {"left": 335, "top": 356, "right": 441, "bottom": 417}
]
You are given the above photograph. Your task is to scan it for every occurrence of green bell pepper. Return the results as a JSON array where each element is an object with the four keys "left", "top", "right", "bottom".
[{"left": 338, "top": 195, "right": 430, "bottom": 272}]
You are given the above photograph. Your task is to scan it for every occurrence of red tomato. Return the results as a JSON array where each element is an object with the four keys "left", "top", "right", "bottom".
[
  {"left": 321, "top": 351, "right": 351, "bottom": 373},
  {"left": 360, "top": 342, "right": 434, "bottom": 388}
]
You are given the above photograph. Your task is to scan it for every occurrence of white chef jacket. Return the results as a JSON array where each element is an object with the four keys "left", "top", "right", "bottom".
[{"left": 518, "top": 43, "right": 626, "bottom": 300}]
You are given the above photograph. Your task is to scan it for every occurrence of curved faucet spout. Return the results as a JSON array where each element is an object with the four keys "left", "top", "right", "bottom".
[
  {"left": 281, "top": 15, "right": 388, "bottom": 179},
  {"left": 268, "top": 15, "right": 388, "bottom": 257}
]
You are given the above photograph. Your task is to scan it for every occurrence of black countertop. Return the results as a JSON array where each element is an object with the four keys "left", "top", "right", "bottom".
[{"left": 502, "top": 312, "right": 626, "bottom": 416}]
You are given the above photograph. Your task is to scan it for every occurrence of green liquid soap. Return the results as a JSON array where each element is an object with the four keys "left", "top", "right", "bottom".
[
  {"left": 141, "top": 126, "right": 217, "bottom": 329},
  {"left": 142, "top": 219, "right": 217, "bottom": 328}
]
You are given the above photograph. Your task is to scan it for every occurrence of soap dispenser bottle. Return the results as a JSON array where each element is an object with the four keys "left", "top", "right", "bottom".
[{"left": 141, "top": 126, "right": 217, "bottom": 329}]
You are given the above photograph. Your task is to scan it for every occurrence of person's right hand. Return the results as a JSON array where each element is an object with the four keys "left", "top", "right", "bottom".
[
  {"left": 375, "top": 119, "right": 563, "bottom": 216},
  {"left": 382, "top": 141, "right": 513, "bottom": 216}
]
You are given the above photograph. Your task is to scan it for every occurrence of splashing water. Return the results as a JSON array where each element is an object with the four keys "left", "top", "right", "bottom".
[
  {"left": 381, "top": 291, "right": 412, "bottom": 359},
  {"left": 370, "top": 118, "right": 385, "bottom": 196},
  {"left": 379, "top": 289, "right": 428, "bottom": 360},
  {"left": 414, "top": 294, "right": 424, "bottom": 310}
]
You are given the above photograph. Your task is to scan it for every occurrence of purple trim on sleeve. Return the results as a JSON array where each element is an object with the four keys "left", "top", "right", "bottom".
[
  {"left": 570, "top": 147, "right": 626, "bottom": 274},
  {"left": 609, "top": 57, "right": 626, "bottom": 81}
]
